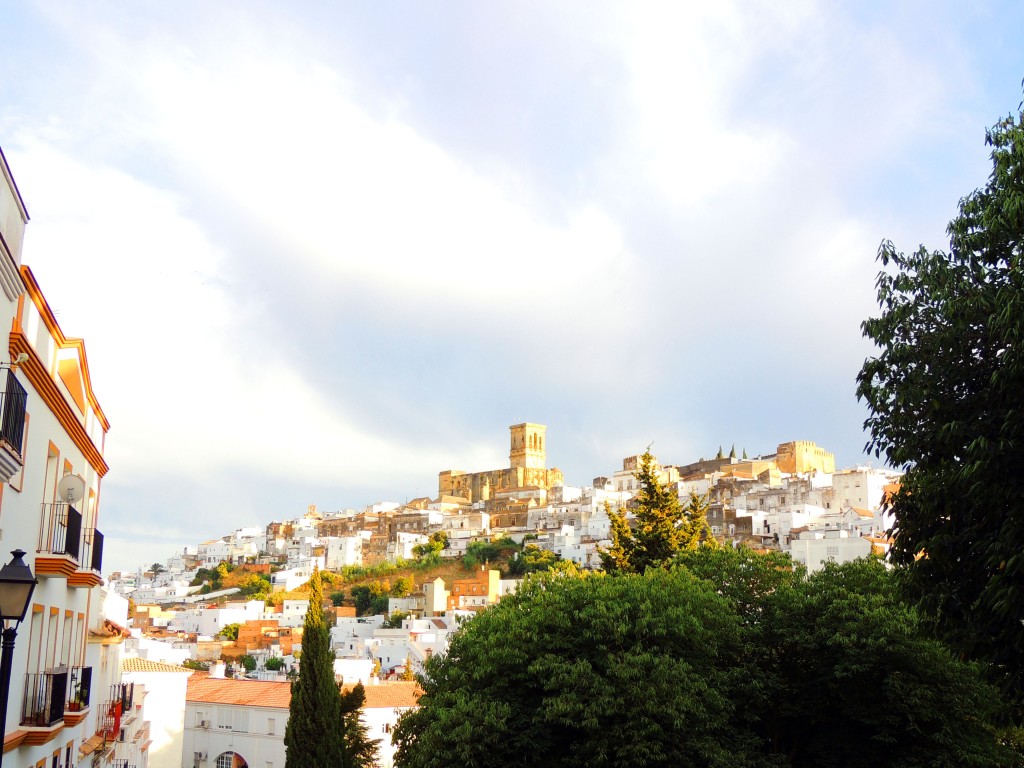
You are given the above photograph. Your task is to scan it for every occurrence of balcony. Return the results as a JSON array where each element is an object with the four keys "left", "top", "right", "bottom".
[
  {"left": 20, "top": 668, "right": 67, "bottom": 742},
  {"left": 64, "top": 666, "right": 93, "bottom": 726},
  {"left": 35, "top": 502, "right": 82, "bottom": 578},
  {"left": 69, "top": 528, "right": 104, "bottom": 588},
  {"left": 0, "top": 369, "right": 26, "bottom": 482}
]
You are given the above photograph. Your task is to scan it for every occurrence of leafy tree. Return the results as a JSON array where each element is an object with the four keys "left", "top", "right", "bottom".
[
  {"left": 412, "top": 531, "right": 448, "bottom": 559},
  {"left": 330, "top": 590, "right": 347, "bottom": 607},
  {"left": 676, "top": 549, "right": 1015, "bottom": 767},
  {"left": 265, "top": 656, "right": 285, "bottom": 672},
  {"left": 394, "top": 554, "right": 1016, "bottom": 768},
  {"left": 600, "top": 450, "right": 713, "bottom": 573},
  {"left": 219, "top": 623, "right": 241, "bottom": 641},
  {"left": 240, "top": 654, "right": 257, "bottom": 672},
  {"left": 339, "top": 682, "right": 380, "bottom": 768},
  {"left": 507, "top": 544, "right": 560, "bottom": 576},
  {"left": 394, "top": 568, "right": 752, "bottom": 768},
  {"left": 857, "top": 95, "right": 1024, "bottom": 704},
  {"left": 391, "top": 576, "right": 414, "bottom": 598},
  {"left": 284, "top": 566, "right": 345, "bottom": 767},
  {"left": 239, "top": 573, "right": 271, "bottom": 600},
  {"left": 182, "top": 659, "right": 209, "bottom": 672},
  {"left": 351, "top": 583, "right": 390, "bottom": 616}
]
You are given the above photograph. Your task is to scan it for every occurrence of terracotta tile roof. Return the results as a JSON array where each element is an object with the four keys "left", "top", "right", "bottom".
[
  {"left": 185, "top": 676, "right": 419, "bottom": 710},
  {"left": 187, "top": 676, "right": 292, "bottom": 709},
  {"left": 122, "top": 658, "right": 192, "bottom": 674},
  {"left": 361, "top": 682, "right": 420, "bottom": 709},
  {"left": 851, "top": 507, "right": 874, "bottom": 518}
]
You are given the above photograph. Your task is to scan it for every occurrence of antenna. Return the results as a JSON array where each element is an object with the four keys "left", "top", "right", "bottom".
[{"left": 57, "top": 475, "right": 86, "bottom": 505}]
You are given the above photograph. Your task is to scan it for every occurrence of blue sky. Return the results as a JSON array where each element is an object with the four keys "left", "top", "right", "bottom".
[{"left": 1, "top": 1, "right": 1022, "bottom": 573}]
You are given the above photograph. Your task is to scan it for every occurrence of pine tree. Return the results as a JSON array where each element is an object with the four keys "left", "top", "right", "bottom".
[
  {"left": 601, "top": 451, "right": 714, "bottom": 573},
  {"left": 284, "top": 567, "right": 345, "bottom": 766}
]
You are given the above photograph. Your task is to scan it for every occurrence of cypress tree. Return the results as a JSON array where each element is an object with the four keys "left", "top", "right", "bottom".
[{"left": 284, "top": 566, "right": 344, "bottom": 766}]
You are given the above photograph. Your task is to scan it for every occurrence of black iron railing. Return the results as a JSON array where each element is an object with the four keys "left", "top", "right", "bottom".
[
  {"left": 80, "top": 528, "right": 104, "bottom": 572},
  {"left": 111, "top": 681, "right": 134, "bottom": 711},
  {"left": 67, "top": 665, "right": 92, "bottom": 709},
  {"left": 38, "top": 503, "right": 82, "bottom": 559},
  {"left": 0, "top": 369, "right": 26, "bottom": 453},
  {"left": 21, "top": 669, "right": 68, "bottom": 727}
]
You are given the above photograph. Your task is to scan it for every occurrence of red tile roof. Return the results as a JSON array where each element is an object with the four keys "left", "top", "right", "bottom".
[
  {"left": 123, "top": 658, "right": 192, "bottom": 674},
  {"left": 186, "top": 675, "right": 419, "bottom": 710}
]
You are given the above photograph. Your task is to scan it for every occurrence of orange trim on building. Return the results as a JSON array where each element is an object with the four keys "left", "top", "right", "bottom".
[
  {"left": 19, "top": 267, "right": 110, "bottom": 430},
  {"left": 9, "top": 331, "right": 108, "bottom": 477}
]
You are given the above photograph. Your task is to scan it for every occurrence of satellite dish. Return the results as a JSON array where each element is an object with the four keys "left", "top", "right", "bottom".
[{"left": 57, "top": 475, "right": 86, "bottom": 505}]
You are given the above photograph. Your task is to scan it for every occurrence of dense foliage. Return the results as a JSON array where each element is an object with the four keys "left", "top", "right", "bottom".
[
  {"left": 394, "top": 551, "right": 1015, "bottom": 767},
  {"left": 857, "top": 95, "right": 1024, "bottom": 704},
  {"left": 601, "top": 450, "right": 714, "bottom": 573}
]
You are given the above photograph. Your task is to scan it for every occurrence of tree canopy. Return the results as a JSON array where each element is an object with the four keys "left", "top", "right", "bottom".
[
  {"left": 857, "top": 94, "right": 1024, "bottom": 704},
  {"left": 600, "top": 450, "right": 714, "bottom": 573},
  {"left": 394, "top": 552, "right": 1015, "bottom": 767}
]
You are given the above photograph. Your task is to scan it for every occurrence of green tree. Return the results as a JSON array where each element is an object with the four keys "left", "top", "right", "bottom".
[
  {"left": 240, "top": 654, "right": 257, "bottom": 672},
  {"left": 339, "top": 682, "right": 380, "bottom": 768},
  {"left": 284, "top": 566, "right": 345, "bottom": 767},
  {"left": 350, "top": 583, "right": 390, "bottom": 616},
  {"left": 857, "top": 95, "right": 1024, "bottom": 704},
  {"left": 265, "top": 656, "right": 285, "bottom": 671},
  {"left": 393, "top": 568, "right": 752, "bottom": 768},
  {"left": 676, "top": 549, "right": 1014, "bottom": 766},
  {"left": 412, "top": 531, "right": 448, "bottom": 560},
  {"left": 600, "top": 450, "right": 713, "bottom": 573},
  {"left": 507, "top": 544, "right": 560, "bottom": 576},
  {"left": 391, "top": 576, "right": 414, "bottom": 598},
  {"left": 219, "top": 623, "right": 241, "bottom": 641},
  {"left": 330, "top": 590, "right": 346, "bottom": 607},
  {"left": 394, "top": 553, "right": 1016, "bottom": 768}
]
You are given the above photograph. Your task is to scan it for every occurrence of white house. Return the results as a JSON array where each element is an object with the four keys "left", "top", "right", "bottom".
[
  {"left": 183, "top": 675, "right": 418, "bottom": 768},
  {"left": 121, "top": 657, "right": 193, "bottom": 768}
]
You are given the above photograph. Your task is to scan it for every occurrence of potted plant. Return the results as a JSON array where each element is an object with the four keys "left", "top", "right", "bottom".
[{"left": 67, "top": 683, "right": 89, "bottom": 711}]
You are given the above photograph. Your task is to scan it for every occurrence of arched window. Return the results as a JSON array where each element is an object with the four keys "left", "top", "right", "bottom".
[{"left": 215, "top": 753, "right": 248, "bottom": 768}]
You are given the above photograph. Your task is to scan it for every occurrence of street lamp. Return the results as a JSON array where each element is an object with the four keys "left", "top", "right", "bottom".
[{"left": 0, "top": 549, "right": 37, "bottom": 768}]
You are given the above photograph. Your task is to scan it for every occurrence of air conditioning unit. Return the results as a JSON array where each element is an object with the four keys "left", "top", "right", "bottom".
[
  {"left": 194, "top": 751, "right": 208, "bottom": 761},
  {"left": 199, "top": 719, "right": 210, "bottom": 728}
]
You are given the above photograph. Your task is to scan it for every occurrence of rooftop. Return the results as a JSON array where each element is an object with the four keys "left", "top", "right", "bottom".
[{"left": 186, "top": 676, "right": 419, "bottom": 709}]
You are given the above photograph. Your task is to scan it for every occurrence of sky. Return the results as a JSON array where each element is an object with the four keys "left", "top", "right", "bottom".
[{"left": 1, "top": 1, "right": 1022, "bottom": 574}]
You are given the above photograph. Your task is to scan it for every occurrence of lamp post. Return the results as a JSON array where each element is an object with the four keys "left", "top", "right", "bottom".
[{"left": 0, "top": 549, "right": 37, "bottom": 768}]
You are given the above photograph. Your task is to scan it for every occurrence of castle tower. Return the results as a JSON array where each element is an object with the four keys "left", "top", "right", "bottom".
[{"left": 509, "top": 423, "right": 547, "bottom": 470}]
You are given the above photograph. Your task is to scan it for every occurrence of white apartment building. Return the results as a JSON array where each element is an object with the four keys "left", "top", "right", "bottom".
[
  {"left": 0, "top": 146, "right": 153, "bottom": 768},
  {"left": 183, "top": 676, "right": 418, "bottom": 768}
]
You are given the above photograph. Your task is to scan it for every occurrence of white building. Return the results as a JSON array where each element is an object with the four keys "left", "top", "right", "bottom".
[
  {"left": 183, "top": 676, "right": 418, "bottom": 768},
  {"left": 789, "top": 528, "right": 873, "bottom": 573},
  {"left": 0, "top": 147, "right": 152, "bottom": 768},
  {"left": 121, "top": 657, "right": 192, "bottom": 768}
]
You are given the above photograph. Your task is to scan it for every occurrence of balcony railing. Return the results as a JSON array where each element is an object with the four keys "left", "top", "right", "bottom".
[
  {"left": 67, "top": 666, "right": 93, "bottom": 710},
  {"left": 111, "top": 681, "right": 135, "bottom": 711},
  {"left": 38, "top": 503, "right": 82, "bottom": 560},
  {"left": 80, "top": 528, "right": 104, "bottom": 573},
  {"left": 101, "top": 697, "right": 123, "bottom": 741},
  {"left": 0, "top": 369, "right": 26, "bottom": 454},
  {"left": 21, "top": 669, "right": 68, "bottom": 727}
]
